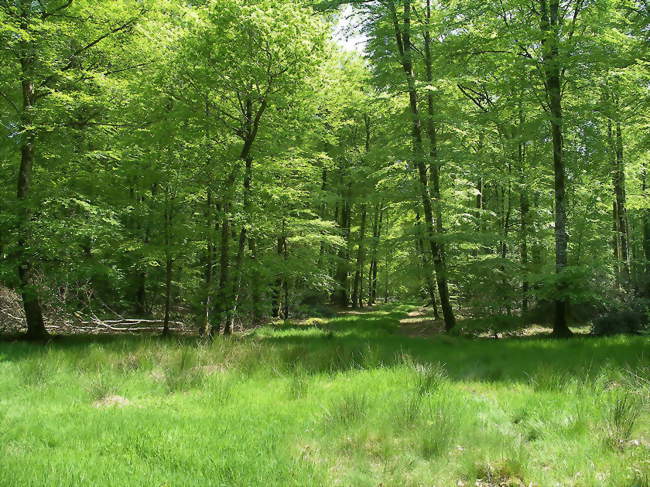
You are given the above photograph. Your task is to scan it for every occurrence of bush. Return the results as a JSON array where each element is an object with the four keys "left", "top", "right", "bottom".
[
  {"left": 592, "top": 311, "right": 646, "bottom": 336},
  {"left": 460, "top": 314, "right": 524, "bottom": 337}
]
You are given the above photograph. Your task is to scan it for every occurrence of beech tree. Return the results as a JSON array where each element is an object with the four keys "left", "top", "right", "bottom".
[{"left": 0, "top": 0, "right": 647, "bottom": 338}]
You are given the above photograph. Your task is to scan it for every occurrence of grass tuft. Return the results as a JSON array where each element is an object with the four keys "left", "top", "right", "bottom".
[
  {"left": 19, "top": 354, "right": 52, "bottom": 386},
  {"left": 163, "top": 345, "right": 205, "bottom": 393},
  {"left": 604, "top": 392, "right": 641, "bottom": 449},
  {"left": 86, "top": 373, "right": 118, "bottom": 401},
  {"left": 287, "top": 365, "right": 310, "bottom": 399},
  {"left": 323, "top": 391, "right": 369, "bottom": 427},
  {"left": 413, "top": 361, "right": 447, "bottom": 396}
]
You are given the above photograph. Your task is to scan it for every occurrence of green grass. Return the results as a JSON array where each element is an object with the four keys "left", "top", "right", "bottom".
[{"left": 0, "top": 304, "right": 648, "bottom": 486}]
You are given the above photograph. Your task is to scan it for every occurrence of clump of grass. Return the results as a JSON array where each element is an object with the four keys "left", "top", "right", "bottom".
[
  {"left": 115, "top": 352, "right": 142, "bottom": 374},
  {"left": 288, "top": 365, "right": 310, "bottom": 399},
  {"left": 401, "top": 394, "right": 424, "bottom": 425},
  {"left": 628, "top": 471, "right": 649, "bottom": 487},
  {"left": 163, "top": 345, "right": 205, "bottom": 393},
  {"left": 324, "top": 391, "right": 369, "bottom": 426},
  {"left": 19, "top": 355, "right": 51, "bottom": 386},
  {"left": 86, "top": 373, "right": 118, "bottom": 402},
  {"left": 528, "top": 366, "right": 568, "bottom": 392},
  {"left": 281, "top": 345, "right": 310, "bottom": 372},
  {"left": 76, "top": 343, "right": 109, "bottom": 373},
  {"left": 324, "top": 345, "right": 361, "bottom": 374},
  {"left": 471, "top": 457, "right": 528, "bottom": 487},
  {"left": 417, "top": 397, "right": 460, "bottom": 458},
  {"left": 206, "top": 374, "right": 233, "bottom": 403},
  {"left": 413, "top": 362, "right": 447, "bottom": 396},
  {"left": 604, "top": 392, "right": 641, "bottom": 449}
]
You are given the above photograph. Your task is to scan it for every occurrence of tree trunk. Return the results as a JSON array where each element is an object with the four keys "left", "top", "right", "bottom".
[
  {"left": 540, "top": 0, "right": 572, "bottom": 337},
  {"left": 416, "top": 213, "right": 441, "bottom": 319},
  {"left": 611, "top": 117, "right": 630, "bottom": 286},
  {"left": 520, "top": 185, "right": 530, "bottom": 314},
  {"left": 162, "top": 193, "right": 174, "bottom": 337},
  {"left": 368, "top": 204, "right": 382, "bottom": 305},
  {"left": 271, "top": 230, "right": 285, "bottom": 319},
  {"left": 249, "top": 237, "right": 262, "bottom": 324},
  {"left": 224, "top": 155, "right": 253, "bottom": 335},
  {"left": 317, "top": 168, "right": 328, "bottom": 269},
  {"left": 17, "top": 35, "right": 47, "bottom": 340},
  {"left": 352, "top": 204, "right": 368, "bottom": 308},
  {"left": 501, "top": 166, "right": 512, "bottom": 315},
  {"left": 642, "top": 162, "right": 650, "bottom": 297},
  {"left": 423, "top": 0, "right": 455, "bottom": 328},
  {"left": 517, "top": 101, "right": 530, "bottom": 315},
  {"left": 163, "top": 253, "right": 173, "bottom": 337},
  {"left": 212, "top": 202, "right": 231, "bottom": 335},
  {"left": 282, "top": 233, "right": 289, "bottom": 320},
  {"left": 390, "top": 0, "right": 456, "bottom": 330},
  {"left": 202, "top": 192, "right": 216, "bottom": 335},
  {"left": 333, "top": 195, "right": 351, "bottom": 307}
]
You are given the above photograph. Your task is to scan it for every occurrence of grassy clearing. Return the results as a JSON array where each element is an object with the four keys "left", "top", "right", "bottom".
[{"left": 0, "top": 304, "right": 648, "bottom": 486}]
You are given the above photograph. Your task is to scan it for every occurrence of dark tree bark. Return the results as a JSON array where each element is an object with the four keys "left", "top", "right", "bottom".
[
  {"left": 540, "top": 0, "right": 572, "bottom": 337},
  {"left": 317, "top": 168, "right": 328, "bottom": 269},
  {"left": 517, "top": 101, "right": 530, "bottom": 315},
  {"left": 16, "top": 18, "right": 47, "bottom": 340}
]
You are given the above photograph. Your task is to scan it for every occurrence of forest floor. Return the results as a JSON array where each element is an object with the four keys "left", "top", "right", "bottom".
[{"left": 0, "top": 304, "right": 648, "bottom": 486}]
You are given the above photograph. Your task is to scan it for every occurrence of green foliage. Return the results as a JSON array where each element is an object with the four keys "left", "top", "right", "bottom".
[
  {"left": 593, "top": 310, "right": 648, "bottom": 336},
  {"left": 459, "top": 314, "right": 525, "bottom": 337}
]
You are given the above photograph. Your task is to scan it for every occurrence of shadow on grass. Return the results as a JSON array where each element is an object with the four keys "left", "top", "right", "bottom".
[{"left": 1, "top": 304, "right": 647, "bottom": 387}]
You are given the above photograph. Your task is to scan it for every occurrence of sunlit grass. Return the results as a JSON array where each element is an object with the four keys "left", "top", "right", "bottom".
[{"left": 0, "top": 304, "right": 648, "bottom": 486}]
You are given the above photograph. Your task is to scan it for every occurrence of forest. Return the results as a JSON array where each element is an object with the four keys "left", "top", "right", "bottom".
[{"left": 0, "top": 0, "right": 649, "bottom": 486}]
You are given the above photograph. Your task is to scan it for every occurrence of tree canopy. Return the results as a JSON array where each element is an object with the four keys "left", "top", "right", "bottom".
[{"left": 1, "top": 0, "right": 648, "bottom": 338}]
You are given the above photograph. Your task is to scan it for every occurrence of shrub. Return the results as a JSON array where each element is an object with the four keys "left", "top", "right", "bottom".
[
  {"left": 592, "top": 311, "right": 646, "bottom": 336},
  {"left": 460, "top": 314, "right": 524, "bottom": 337}
]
